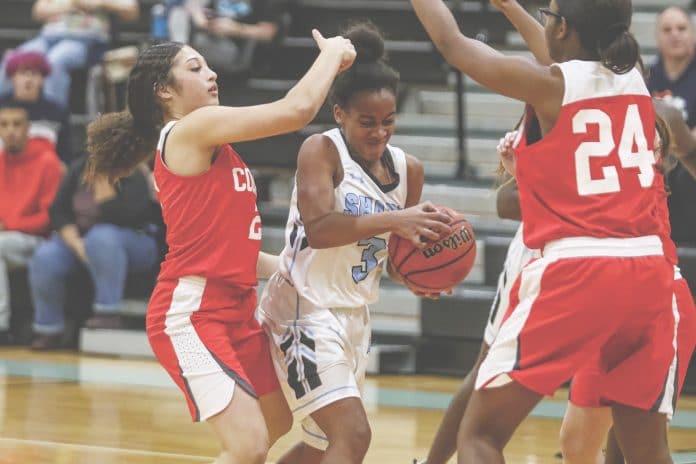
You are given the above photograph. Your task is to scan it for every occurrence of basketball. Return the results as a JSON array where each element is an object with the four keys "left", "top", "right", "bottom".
[{"left": 388, "top": 206, "right": 476, "bottom": 292}]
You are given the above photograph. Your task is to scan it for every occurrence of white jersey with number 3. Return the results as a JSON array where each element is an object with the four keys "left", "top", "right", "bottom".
[{"left": 277, "top": 128, "right": 408, "bottom": 310}]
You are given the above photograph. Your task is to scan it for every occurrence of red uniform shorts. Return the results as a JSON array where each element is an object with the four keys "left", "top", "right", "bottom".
[
  {"left": 570, "top": 269, "right": 696, "bottom": 416},
  {"left": 147, "top": 276, "right": 279, "bottom": 422},
  {"left": 476, "top": 236, "right": 678, "bottom": 415}
]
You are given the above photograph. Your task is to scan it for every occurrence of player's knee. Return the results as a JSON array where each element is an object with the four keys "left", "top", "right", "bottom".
[
  {"left": 229, "top": 439, "right": 268, "bottom": 464},
  {"left": 329, "top": 420, "right": 371, "bottom": 458},
  {"left": 559, "top": 437, "right": 594, "bottom": 463},
  {"left": 559, "top": 423, "right": 596, "bottom": 463}
]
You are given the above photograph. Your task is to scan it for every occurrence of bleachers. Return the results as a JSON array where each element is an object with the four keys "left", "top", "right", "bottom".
[{"left": 3, "top": 0, "right": 696, "bottom": 387}]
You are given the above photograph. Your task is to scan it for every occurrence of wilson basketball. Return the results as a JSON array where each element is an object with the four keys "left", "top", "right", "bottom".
[{"left": 388, "top": 206, "right": 476, "bottom": 292}]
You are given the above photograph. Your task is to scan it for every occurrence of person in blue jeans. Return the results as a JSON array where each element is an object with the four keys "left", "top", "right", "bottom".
[
  {"left": 0, "top": 0, "right": 139, "bottom": 109},
  {"left": 29, "top": 156, "right": 160, "bottom": 350}
]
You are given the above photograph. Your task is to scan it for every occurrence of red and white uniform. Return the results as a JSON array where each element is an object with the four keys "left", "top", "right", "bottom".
[
  {"left": 476, "top": 61, "right": 679, "bottom": 415},
  {"left": 570, "top": 152, "right": 696, "bottom": 414},
  {"left": 147, "top": 121, "right": 278, "bottom": 422}
]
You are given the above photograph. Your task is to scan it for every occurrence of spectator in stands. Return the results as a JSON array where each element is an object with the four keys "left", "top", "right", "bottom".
[
  {"left": 648, "top": 6, "right": 696, "bottom": 130},
  {"left": 186, "top": 0, "right": 286, "bottom": 75},
  {"left": 648, "top": 6, "right": 696, "bottom": 246},
  {"left": 0, "top": 104, "right": 63, "bottom": 345},
  {"left": 29, "top": 157, "right": 159, "bottom": 350},
  {"left": 0, "top": 0, "right": 139, "bottom": 109},
  {"left": 0, "top": 51, "right": 73, "bottom": 164}
]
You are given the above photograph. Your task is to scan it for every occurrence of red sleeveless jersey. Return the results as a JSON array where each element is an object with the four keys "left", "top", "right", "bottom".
[
  {"left": 153, "top": 121, "right": 262, "bottom": 288},
  {"left": 514, "top": 61, "right": 666, "bottom": 250}
]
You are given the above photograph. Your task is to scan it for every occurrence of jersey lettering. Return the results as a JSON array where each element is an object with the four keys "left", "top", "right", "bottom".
[
  {"left": 344, "top": 193, "right": 399, "bottom": 216},
  {"left": 233, "top": 167, "right": 257, "bottom": 193},
  {"left": 248, "top": 205, "right": 262, "bottom": 240},
  {"left": 352, "top": 237, "right": 387, "bottom": 283},
  {"left": 573, "top": 104, "right": 655, "bottom": 196}
]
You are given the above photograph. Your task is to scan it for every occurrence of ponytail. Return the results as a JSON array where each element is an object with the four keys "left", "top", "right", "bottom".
[
  {"left": 597, "top": 24, "right": 640, "bottom": 74},
  {"left": 557, "top": 0, "right": 640, "bottom": 75},
  {"left": 86, "top": 110, "right": 159, "bottom": 183},
  {"left": 85, "top": 41, "right": 184, "bottom": 183}
]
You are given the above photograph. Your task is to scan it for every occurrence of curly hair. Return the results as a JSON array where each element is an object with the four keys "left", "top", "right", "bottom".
[{"left": 86, "top": 42, "right": 184, "bottom": 182}]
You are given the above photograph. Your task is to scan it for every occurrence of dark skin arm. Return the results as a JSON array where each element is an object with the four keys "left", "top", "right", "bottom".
[
  {"left": 410, "top": 0, "right": 564, "bottom": 133},
  {"left": 296, "top": 134, "right": 451, "bottom": 249},
  {"left": 496, "top": 177, "right": 522, "bottom": 221},
  {"left": 490, "top": 0, "right": 552, "bottom": 65}
]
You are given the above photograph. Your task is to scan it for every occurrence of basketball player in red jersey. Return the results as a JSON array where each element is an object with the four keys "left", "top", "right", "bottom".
[
  {"left": 490, "top": 3, "right": 696, "bottom": 463},
  {"left": 413, "top": 0, "right": 679, "bottom": 462},
  {"left": 84, "top": 33, "right": 356, "bottom": 464},
  {"left": 415, "top": 2, "right": 696, "bottom": 463}
]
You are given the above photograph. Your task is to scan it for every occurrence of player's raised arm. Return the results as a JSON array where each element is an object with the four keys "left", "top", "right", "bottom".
[
  {"left": 490, "top": 0, "right": 553, "bottom": 65},
  {"left": 86, "top": 32, "right": 355, "bottom": 181},
  {"left": 172, "top": 30, "right": 356, "bottom": 150},
  {"left": 410, "top": 0, "right": 562, "bottom": 113}
]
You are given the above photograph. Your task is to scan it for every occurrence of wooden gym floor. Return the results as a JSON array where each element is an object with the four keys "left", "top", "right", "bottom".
[{"left": 0, "top": 349, "right": 695, "bottom": 464}]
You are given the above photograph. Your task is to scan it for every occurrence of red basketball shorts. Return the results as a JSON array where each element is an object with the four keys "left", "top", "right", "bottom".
[
  {"left": 476, "top": 236, "right": 678, "bottom": 415},
  {"left": 147, "top": 276, "right": 279, "bottom": 422},
  {"left": 570, "top": 268, "right": 696, "bottom": 416}
]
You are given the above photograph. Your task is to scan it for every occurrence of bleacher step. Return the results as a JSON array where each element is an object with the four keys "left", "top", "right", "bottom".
[
  {"left": 80, "top": 328, "right": 153, "bottom": 358},
  {"left": 366, "top": 344, "right": 417, "bottom": 375}
]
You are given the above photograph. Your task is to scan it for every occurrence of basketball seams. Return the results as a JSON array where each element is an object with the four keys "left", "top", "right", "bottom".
[
  {"left": 387, "top": 211, "right": 476, "bottom": 292},
  {"left": 392, "top": 219, "right": 469, "bottom": 272},
  {"left": 404, "top": 241, "right": 475, "bottom": 278}
]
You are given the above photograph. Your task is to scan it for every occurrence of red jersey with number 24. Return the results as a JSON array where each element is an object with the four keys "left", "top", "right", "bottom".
[
  {"left": 152, "top": 121, "right": 262, "bottom": 288},
  {"left": 514, "top": 61, "right": 665, "bottom": 250}
]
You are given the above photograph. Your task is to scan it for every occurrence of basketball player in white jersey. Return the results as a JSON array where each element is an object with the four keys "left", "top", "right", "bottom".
[{"left": 257, "top": 22, "right": 452, "bottom": 464}]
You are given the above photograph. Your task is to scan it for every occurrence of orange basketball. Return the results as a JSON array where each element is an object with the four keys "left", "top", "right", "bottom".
[{"left": 388, "top": 206, "right": 476, "bottom": 292}]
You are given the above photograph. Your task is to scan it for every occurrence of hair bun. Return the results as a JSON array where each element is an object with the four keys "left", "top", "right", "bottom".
[{"left": 344, "top": 22, "right": 386, "bottom": 64}]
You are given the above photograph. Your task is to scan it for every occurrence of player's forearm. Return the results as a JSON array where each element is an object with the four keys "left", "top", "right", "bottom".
[
  {"left": 304, "top": 212, "right": 398, "bottom": 249},
  {"left": 501, "top": 3, "right": 552, "bottom": 65},
  {"left": 410, "top": 0, "right": 463, "bottom": 54}
]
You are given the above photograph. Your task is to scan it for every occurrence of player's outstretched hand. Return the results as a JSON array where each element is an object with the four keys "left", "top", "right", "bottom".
[
  {"left": 312, "top": 29, "right": 356, "bottom": 74},
  {"left": 393, "top": 201, "right": 453, "bottom": 248},
  {"left": 497, "top": 130, "right": 518, "bottom": 176}
]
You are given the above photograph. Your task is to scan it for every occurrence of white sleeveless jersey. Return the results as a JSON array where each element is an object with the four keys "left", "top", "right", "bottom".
[{"left": 278, "top": 128, "right": 409, "bottom": 309}]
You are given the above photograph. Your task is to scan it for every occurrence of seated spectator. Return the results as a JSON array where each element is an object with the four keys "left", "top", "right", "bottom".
[
  {"left": 0, "top": 105, "right": 63, "bottom": 345},
  {"left": 186, "top": 0, "right": 286, "bottom": 75},
  {"left": 648, "top": 6, "right": 696, "bottom": 246},
  {"left": 0, "top": 0, "right": 139, "bottom": 109},
  {"left": 29, "top": 157, "right": 159, "bottom": 350},
  {"left": 0, "top": 51, "right": 73, "bottom": 164}
]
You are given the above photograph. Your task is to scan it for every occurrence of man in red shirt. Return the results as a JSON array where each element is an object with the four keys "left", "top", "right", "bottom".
[{"left": 0, "top": 104, "right": 62, "bottom": 344}]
